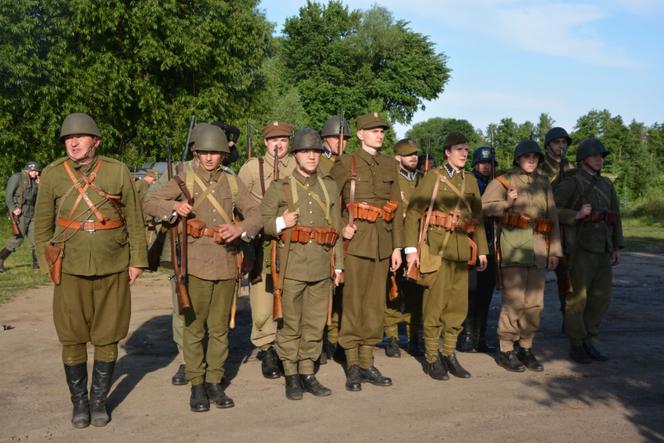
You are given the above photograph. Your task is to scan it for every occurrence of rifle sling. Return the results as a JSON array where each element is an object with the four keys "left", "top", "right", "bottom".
[{"left": 276, "top": 180, "right": 295, "bottom": 293}]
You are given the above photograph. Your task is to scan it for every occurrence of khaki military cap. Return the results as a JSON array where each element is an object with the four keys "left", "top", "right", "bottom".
[
  {"left": 262, "top": 121, "right": 293, "bottom": 139},
  {"left": 145, "top": 169, "right": 159, "bottom": 179},
  {"left": 355, "top": 112, "right": 389, "bottom": 130},
  {"left": 394, "top": 138, "right": 420, "bottom": 156},
  {"left": 443, "top": 132, "right": 469, "bottom": 149}
]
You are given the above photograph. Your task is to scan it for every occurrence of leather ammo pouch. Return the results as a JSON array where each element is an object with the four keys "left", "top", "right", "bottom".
[
  {"left": 347, "top": 202, "right": 382, "bottom": 222},
  {"left": 582, "top": 211, "right": 617, "bottom": 226},
  {"left": 532, "top": 218, "right": 553, "bottom": 234},
  {"left": 186, "top": 218, "right": 206, "bottom": 238},
  {"left": 281, "top": 226, "right": 339, "bottom": 246},
  {"left": 381, "top": 200, "right": 399, "bottom": 222},
  {"left": 501, "top": 212, "right": 531, "bottom": 229},
  {"left": 44, "top": 242, "right": 64, "bottom": 285}
]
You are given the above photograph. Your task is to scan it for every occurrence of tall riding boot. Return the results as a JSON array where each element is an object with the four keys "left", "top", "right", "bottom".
[
  {"left": 0, "top": 248, "right": 12, "bottom": 273},
  {"left": 90, "top": 360, "right": 115, "bottom": 427},
  {"left": 32, "top": 249, "right": 39, "bottom": 270},
  {"left": 64, "top": 363, "right": 90, "bottom": 429},
  {"left": 457, "top": 316, "right": 476, "bottom": 353}
]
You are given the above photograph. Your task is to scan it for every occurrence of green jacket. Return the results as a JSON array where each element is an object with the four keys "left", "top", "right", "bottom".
[
  {"left": 554, "top": 168, "right": 623, "bottom": 254},
  {"left": 538, "top": 153, "right": 575, "bottom": 185},
  {"left": 34, "top": 155, "right": 148, "bottom": 275},
  {"left": 5, "top": 171, "right": 38, "bottom": 218}
]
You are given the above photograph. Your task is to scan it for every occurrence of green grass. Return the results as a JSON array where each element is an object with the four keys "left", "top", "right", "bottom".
[{"left": 621, "top": 218, "right": 664, "bottom": 254}]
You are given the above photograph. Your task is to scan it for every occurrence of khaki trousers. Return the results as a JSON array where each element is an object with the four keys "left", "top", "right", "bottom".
[
  {"left": 249, "top": 271, "right": 278, "bottom": 350},
  {"left": 498, "top": 266, "right": 546, "bottom": 352},
  {"left": 276, "top": 278, "right": 330, "bottom": 375}
]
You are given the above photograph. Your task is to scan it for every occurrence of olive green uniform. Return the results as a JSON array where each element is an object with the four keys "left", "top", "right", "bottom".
[
  {"left": 554, "top": 169, "right": 623, "bottom": 346},
  {"left": 261, "top": 171, "right": 343, "bottom": 375},
  {"left": 4, "top": 171, "right": 38, "bottom": 252},
  {"left": 34, "top": 156, "right": 148, "bottom": 364},
  {"left": 482, "top": 167, "right": 563, "bottom": 352},
  {"left": 384, "top": 166, "right": 423, "bottom": 342},
  {"left": 238, "top": 154, "right": 295, "bottom": 351},
  {"left": 404, "top": 164, "right": 488, "bottom": 362},
  {"left": 143, "top": 162, "right": 261, "bottom": 385},
  {"left": 329, "top": 148, "right": 404, "bottom": 368}
]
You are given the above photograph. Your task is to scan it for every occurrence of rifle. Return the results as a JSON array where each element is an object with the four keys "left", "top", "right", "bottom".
[
  {"left": 181, "top": 115, "right": 196, "bottom": 163},
  {"left": 338, "top": 112, "right": 345, "bottom": 156},
  {"left": 8, "top": 211, "right": 22, "bottom": 238},
  {"left": 491, "top": 154, "right": 503, "bottom": 289},
  {"left": 246, "top": 120, "right": 252, "bottom": 160},
  {"left": 270, "top": 146, "right": 284, "bottom": 321}
]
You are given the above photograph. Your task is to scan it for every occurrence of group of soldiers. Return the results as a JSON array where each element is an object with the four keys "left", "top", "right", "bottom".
[{"left": 20, "top": 110, "right": 622, "bottom": 428}]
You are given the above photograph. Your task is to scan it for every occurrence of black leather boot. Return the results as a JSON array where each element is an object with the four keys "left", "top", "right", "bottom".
[
  {"left": 516, "top": 347, "right": 544, "bottom": 371},
  {"left": 496, "top": 350, "right": 526, "bottom": 372},
  {"left": 424, "top": 354, "right": 449, "bottom": 381},
  {"left": 443, "top": 353, "right": 471, "bottom": 378},
  {"left": 359, "top": 366, "right": 392, "bottom": 386},
  {"left": 171, "top": 364, "right": 187, "bottom": 385},
  {"left": 204, "top": 382, "right": 234, "bottom": 408},
  {"left": 569, "top": 345, "right": 592, "bottom": 364},
  {"left": 301, "top": 374, "right": 331, "bottom": 397},
  {"left": 285, "top": 375, "right": 303, "bottom": 400},
  {"left": 0, "top": 248, "right": 11, "bottom": 273},
  {"left": 456, "top": 330, "right": 476, "bottom": 353},
  {"left": 90, "top": 360, "right": 114, "bottom": 427},
  {"left": 31, "top": 249, "right": 39, "bottom": 270},
  {"left": 583, "top": 343, "right": 608, "bottom": 362},
  {"left": 259, "top": 347, "right": 281, "bottom": 379},
  {"left": 190, "top": 384, "right": 210, "bottom": 412},
  {"left": 64, "top": 363, "right": 90, "bottom": 429},
  {"left": 345, "top": 365, "right": 362, "bottom": 392},
  {"left": 385, "top": 337, "right": 401, "bottom": 358}
]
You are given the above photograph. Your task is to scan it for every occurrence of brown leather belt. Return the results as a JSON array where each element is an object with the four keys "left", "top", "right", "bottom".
[
  {"left": 500, "top": 213, "right": 553, "bottom": 234},
  {"left": 346, "top": 200, "right": 398, "bottom": 223},
  {"left": 280, "top": 226, "right": 339, "bottom": 246},
  {"left": 186, "top": 218, "right": 230, "bottom": 244},
  {"left": 580, "top": 211, "right": 617, "bottom": 225},
  {"left": 428, "top": 210, "right": 478, "bottom": 234},
  {"left": 57, "top": 217, "right": 124, "bottom": 233}
]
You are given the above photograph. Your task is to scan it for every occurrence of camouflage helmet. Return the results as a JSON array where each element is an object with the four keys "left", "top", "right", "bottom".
[
  {"left": 321, "top": 115, "right": 351, "bottom": 138},
  {"left": 544, "top": 127, "right": 572, "bottom": 147},
  {"left": 25, "top": 161, "right": 41, "bottom": 172},
  {"left": 576, "top": 138, "right": 609, "bottom": 162},
  {"left": 59, "top": 112, "right": 100, "bottom": 140},
  {"left": 192, "top": 123, "right": 229, "bottom": 153},
  {"left": 290, "top": 128, "right": 324, "bottom": 153},
  {"left": 513, "top": 140, "right": 543, "bottom": 165},
  {"left": 472, "top": 146, "right": 496, "bottom": 166}
]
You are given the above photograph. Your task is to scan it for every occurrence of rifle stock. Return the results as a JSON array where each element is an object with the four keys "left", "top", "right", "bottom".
[
  {"left": 271, "top": 145, "right": 284, "bottom": 321},
  {"left": 8, "top": 212, "right": 22, "bottom": 237}
]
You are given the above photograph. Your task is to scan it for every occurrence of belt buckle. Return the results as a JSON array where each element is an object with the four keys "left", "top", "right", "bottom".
[{"left": 83, "top": 220, "right": 96, "bottom": 233}]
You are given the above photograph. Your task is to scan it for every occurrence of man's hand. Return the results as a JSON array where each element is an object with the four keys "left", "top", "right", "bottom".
[
  {"left": 334, "top": 270, "right": 344, "bottom": 286},
  {"left": 406, "top": 252, "right": 419, "bottom": 271},
  {"left": 390, "top": 249, "right": 402, "bottom": 272},
  {"left": 173, "top": 201, "right": 192, "bottom": 217},
  {"left": 576, "top": 203, "right": 592, "bottom": 220},
  {"left": 342, "top": 223, "right": 357, "bottom": 240},
  {"left": 128, "top": 267, "right": 143, "bottom": 285},
  {"left": 12, "top": 207, "right": 21, "bottom": 216},
  {"left": 476, "top": 255, "right": 488, "bottom": 272},
  {"left": 282, "top": 209, "right": 298, "bottom": 228},
  {"left": 505, "top": 188, "right": 518, "bottom": 209},
  {"left": 547, "top": 256, "right": 560, "bottom": 271},
  {"left": 219, "top": 224, "right": 243, "bottom": 243},
  {"left": 611, "top": 249, "right": 620, "bottom": 266}
]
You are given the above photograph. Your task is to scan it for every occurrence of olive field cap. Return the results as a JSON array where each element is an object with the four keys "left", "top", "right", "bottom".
[
  {"left": 144, "top": 169, "right": 159, "bottom": 178},
  {"left": 576, "top": 138, "right": 609, "bottom": 162},
  {"left": 192, "top": 123, "right": 230, "bottom": 153},
  {"left": 513, "top": 140, "right": 544, "bottom": 165},
  {"left": 544, "top": 127, "right": 572, "bottom": 146},
  {"left": 321, "top": 115, "right": 351, "bottom": 138},
  {"left": 443, "top": 132, "right": 469, "bottom": 149},
  {"left": 262, "top": 121, "right": 293, "bottom": 139},
  {"left": 355, "top": 112, "right": 389, "bottom": 130},
  {"left": 60, "top": 113, "right": 101, "bottom": 140},
  {"left": 290, "top": 128, "right": 325, "bottom": 153},
  {"left": 394, "top": 139, "right": 420, "bottom": 156},
  {"left": 472, "top": 146, "right": 496, "bottom": 166}
]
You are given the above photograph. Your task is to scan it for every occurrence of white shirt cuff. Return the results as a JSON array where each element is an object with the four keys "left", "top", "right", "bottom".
[
  {"left": 404, "top": 247, "right": 418, "bottom": 255},
  {"left": 275, "top": 216, "right": 286, "bottom": 234}
]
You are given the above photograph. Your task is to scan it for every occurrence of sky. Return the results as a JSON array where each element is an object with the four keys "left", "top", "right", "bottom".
[{"left": 258, "top": 0, "right": 664, "bottom": 138}]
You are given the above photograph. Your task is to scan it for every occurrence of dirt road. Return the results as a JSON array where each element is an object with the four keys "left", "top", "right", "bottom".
[{"left": 1, "top": 251, "right": 663, "bottom": 442}]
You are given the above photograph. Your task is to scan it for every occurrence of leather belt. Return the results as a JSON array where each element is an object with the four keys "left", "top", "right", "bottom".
[
  {"left": 280, "top": 226, "right": 339, "bottom": 246},
  {"left": 346, "top": 200, "right": 398, "bottom": 223},
  {"left": 428, "top": 210, "right": 478, "bottom": 234},
  {"left": 579, "top": 211, "right": 617, "bottom": 225},
  {"left": 500, "top": 213, "right": 553, "bottom": 234},
  {"left": 57, "top": 217, "right": 124, "bottom": 233}
]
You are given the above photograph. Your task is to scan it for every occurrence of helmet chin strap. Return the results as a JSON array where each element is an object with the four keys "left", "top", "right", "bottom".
[{"left": 69, "top": 140, "right": 97, "bottom": 164}]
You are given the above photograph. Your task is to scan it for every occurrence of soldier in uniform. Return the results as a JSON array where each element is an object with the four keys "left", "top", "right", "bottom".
[
  {"left": 538, "top": 127, "right": 575, "bottom": 323},
  {"left": 383, "top": 138, "right": 423, "bottom": 358},
  {"left": 318, "top": 115, "right": 350, "bottom": 362},
  {"left": 133, "top": 169, "right": 158, "bottom": 202},
  {"left": 404, "top": 133, "right": 488, "bottom": 380},
  {"left": 329, "top": 112, "right": 404, "bottom": 391},
  {"left": 261, "top": 128, "right": 344, "bottom": 399},
  {"left": 482, "top": 140, "right": 562, "bottom": 372},
  {"left": 554, "top": 138, "right": 622, "bottom": 364},
  {"left": 144, "top": 124, "right": 262, "bottom": 411},
  {"left": 238, "top": 121, "right": 295, "bottom": 378},
  {"left": 457, "top": 147, "right": 498, "bottom": 353},
  {"left": 1, "top": 161, "right": 41, "bottom": 271},
  {"left": 34, "top": 112, "right": 148, "bottom": 428}
]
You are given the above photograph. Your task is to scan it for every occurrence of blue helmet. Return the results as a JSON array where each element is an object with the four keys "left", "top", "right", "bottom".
[{"left": 472, "top": 146, "right": 496, "bottom": 166}]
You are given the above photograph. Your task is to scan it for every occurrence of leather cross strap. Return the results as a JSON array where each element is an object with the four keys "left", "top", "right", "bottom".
[
  {"left": 62, "top": 160, "right": 106, "bottom": 222},
  {"left": 290, "top": 175, "right": 332, "bottom": 225},
  {"left": 258, "top": 157, "right": 266, "bottom": 196},
  {"left": 349, "top": 155, "right": 357, "bottom": 226},
  {"left": 191, "top": 173, "right": 233, "bottom": 225}
]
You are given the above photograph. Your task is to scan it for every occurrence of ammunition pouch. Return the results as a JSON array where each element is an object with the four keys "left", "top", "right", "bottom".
[
  {"left": 281, "top": 226, "right": 339, "bottom": 246},
  {"left": 347, "top": 200, "right": 399, "bottom": 223},
  {"left": 580, "top": 210, "right": 617, "bottom": 226},
  {"left": 501, "top": 212, "right": 553, "bottom": 234},
  {"left": 187, "top": 218, "right": 232, "bottom": 244},
  {"left": 428, "top": 210, "right": 478, "bottom": 234}
]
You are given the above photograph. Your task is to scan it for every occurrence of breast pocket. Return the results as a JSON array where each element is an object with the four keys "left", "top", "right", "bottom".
[{"left": 376, "top": 177, "right": 394, "bottom": 199}]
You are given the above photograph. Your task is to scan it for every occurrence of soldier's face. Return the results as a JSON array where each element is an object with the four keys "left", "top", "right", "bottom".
[
  {"left": 323, "top": 136, "right": 347, "bottom": 155},
  {"left": 28, "top": 170, "right": 39, "bottom": 179},
  {"left": 64, "top": 134, "right": 99, "bottom": 163},
  {"left": 294, "top": 149, "right": 321, "bottom": 176},
  {"left": 547, "top": 138, "right": 568, "bottom": 157},
  {"left": 195, "top": 151, "right": 225, "bottom": 171},
  {"left": 397, "top": 153, "right": 419, "bottom": 171},
  {"left": 445, "top": 144, "right": 469, "bottom": 170},
  {"left": 583, "top": 153, "right": 604, "bottom": 172},
  {"left": 474, "top": 161, "right": 493, "bottom": 177},
  {"left": 265, "top": 137, "right": 290, "bottom": 159},
  {"left": 517, "top": 153, "right": 540, "bottom": 173},
  {"left": 357, "top": 128, "right": 385, "bottom": 150}
]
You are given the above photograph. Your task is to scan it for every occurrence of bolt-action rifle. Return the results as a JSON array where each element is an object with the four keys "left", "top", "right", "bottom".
[{"left": 270, "top": 145, "right": 284, "bottom": 321}]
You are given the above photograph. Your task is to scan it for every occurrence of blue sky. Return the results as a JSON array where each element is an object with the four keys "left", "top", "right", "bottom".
[{"left": 258, "top": 0, "right": 664, "bottom": 138}]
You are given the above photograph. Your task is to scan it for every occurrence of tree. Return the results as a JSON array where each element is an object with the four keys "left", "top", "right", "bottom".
[
  {"left": 535, "top": 113, "right": 555, "bottom": 146},
  {"left": 405, "top": 117, "right": 479, "bottom": 165}
]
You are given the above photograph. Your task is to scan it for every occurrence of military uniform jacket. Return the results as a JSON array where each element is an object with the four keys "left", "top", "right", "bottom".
[
  {"left": 238, "top": 154, "right": 295, "bottom": 204},
  {"left": 330, "top": 148, "right": 404, "bottom": 260},
  {"left": 539, "top": 154, "right": 574, "bottom": 185},
  {"left": 34, "top": 156, "right": 148, "bottom": 275},
  {"left": 143, "top": 163, "right": 261, "bottom": 281},
  {"left": 554, "top": 168, "right": 623, "bottom": 254},
  {"left": 397, "top": 166, "right": 420, "bottom": 210},
  {"left": 318, "top": 152, "right": 338, "bottom": 177},
  {"left": 262, "top": 171, "right": 343, "bottom": 282},
  {"left": 405, "top": 164, "right": 489, "bottom": 263},
  {"left": 5, "top": 171, "right": 38, "bottom": 219},
  {"left": 482, "top": 167, "right": 563, "bottom": 268}
]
